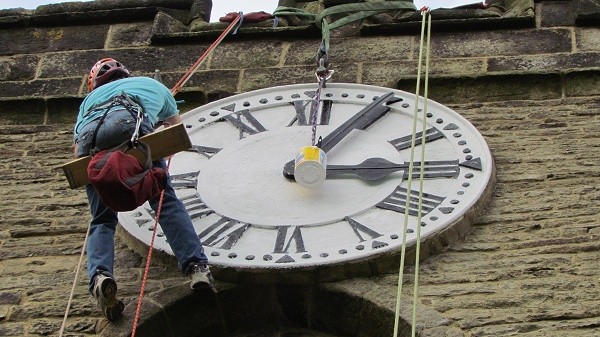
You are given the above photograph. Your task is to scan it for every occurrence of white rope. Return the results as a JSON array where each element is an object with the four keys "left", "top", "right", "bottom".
[
  {"left": 393, "top": 8, "right": 432, "bottom": 337},
  {"left": 58, "top": 224, "right": 91, "bottom": 337},
  {"left": 411, "top": 10, "right": 432, "bottom": 337}
]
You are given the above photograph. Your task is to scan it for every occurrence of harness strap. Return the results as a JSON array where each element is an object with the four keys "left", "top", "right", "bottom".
[{"left": 88, "top": 92, "right": 144, "bottom": 155}]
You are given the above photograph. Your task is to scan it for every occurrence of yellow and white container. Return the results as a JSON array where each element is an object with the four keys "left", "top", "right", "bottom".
[{"left": 294, "top": 146, "right": 327, "bottom": 189}]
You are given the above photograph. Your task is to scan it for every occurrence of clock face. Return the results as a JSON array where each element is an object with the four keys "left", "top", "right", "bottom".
[{"left": 119, "top": 83, "right": 494, "bottom": 274}]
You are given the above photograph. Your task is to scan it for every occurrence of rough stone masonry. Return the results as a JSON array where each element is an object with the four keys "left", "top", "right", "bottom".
[{"left": 0, "top": 0, "right": 599, "bottom": 336}]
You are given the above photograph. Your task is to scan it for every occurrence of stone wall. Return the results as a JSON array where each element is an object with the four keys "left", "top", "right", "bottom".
[{"left": 0, "top": 0, "right": 599, "bottom": 336}]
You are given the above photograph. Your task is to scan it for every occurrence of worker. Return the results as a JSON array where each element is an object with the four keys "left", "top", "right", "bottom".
[{"left": 73, "top": 58, "right": 214, "bottom": 321}]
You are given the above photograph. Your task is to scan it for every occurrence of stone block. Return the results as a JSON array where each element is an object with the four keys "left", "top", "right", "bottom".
[
  {"left": 0, "top": 291, "right": 21, "bottom": 304},
  {"left": 210, "top": 40, "right": 284, "bottom": 69},
  {"left": 39, "top": 45, "right": 217, "bottom": 80},
  {"left": 190, "top": 0, "right": 212, "bottom": 22},
  {"left": 574, "top": 0, "right": 600, "bottom": 25},
  {"left": 488, "top": 52, "right": 600, "bottom": 73},
  {"left": 47, "top": 97, "right": 83, "bottom": 125},
  {"left": 152, "top": 11, "right": 188, "bottom": 36},
  {"left": 108, "top": 21, "right": 154, "bottom": 48},
  {"left": 0, "top": 25, "right": 108, "bottom": 57},
  {"left": 363, "top": 58, "right": 486, "bottom": 88},
  {"left": 242, "top": 64, "right": 357, "bottom": 92},
  {"left": 398, "top": 74, "right": 562, "bottom": 104},
  {"left": 0, "top": 323, "right": 24, "bottom": 336},
  {"left": 0, "top": 55, "right": 39, "bottom": 81},
  {"left": 564, "top": 70, "right": 600, "bottom": 97},
  {"left": 0, "top": 78, "right": 82, "bottom": 99},
  {"left": 0, "top": 99, "right": 45, "bottom": 125},
  {"left": 285, "top": 40, "right": 323, "bottom": 66},
  {"left": 160, "top": 69, "right": 239, "bottom": 95},
  {"left": 30, "top": 7, "right": 158, "bottom": 27},
  {"left": 536, "top": 0, "right": 576, "bottom": 27},
  {"left": 429, "top": 28, "right": 572, "bottom": 58},
  {"left": 576, "top": 27, "right": 600, "bottom": 51},
  {"left": 328, "top": 36, "right": 413, "bottom": 64}
]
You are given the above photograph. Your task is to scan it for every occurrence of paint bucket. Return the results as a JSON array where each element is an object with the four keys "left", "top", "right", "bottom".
[{"left": 294, "top": 146, "right": 327, "bottom": 188}]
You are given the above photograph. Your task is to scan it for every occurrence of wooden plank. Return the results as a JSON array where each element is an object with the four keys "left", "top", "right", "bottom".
[{"left": 62, "top": 123, "right": 192, "bottom": 189}]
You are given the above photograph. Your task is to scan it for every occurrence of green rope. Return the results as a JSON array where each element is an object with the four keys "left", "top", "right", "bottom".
[{"left": 392, "top": 9, "right": 431, "bottom": 337}]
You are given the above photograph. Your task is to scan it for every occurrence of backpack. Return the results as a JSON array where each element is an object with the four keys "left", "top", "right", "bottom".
[{"left": 87, "top": 140, "right": 167, "bottom": 212}]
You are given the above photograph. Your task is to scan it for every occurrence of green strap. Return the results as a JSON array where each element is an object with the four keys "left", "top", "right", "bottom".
[
  {"left": 272, "top": 6, "right": 316, "bottom": 19},
  {"left": 274, "top": 2, "right": 417, "bottom": 62},
  {"left": 315, "top": 1, "right": 417, "bottom": 30}
]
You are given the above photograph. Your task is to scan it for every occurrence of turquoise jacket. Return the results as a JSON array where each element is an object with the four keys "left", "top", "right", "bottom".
[{"left": 73, "top": 76, "right": 177, "bottom": 141}]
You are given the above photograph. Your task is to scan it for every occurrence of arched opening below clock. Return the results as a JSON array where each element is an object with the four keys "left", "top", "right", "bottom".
[{"left": 130, "top": 283, "right": 413, "bottom": 337}]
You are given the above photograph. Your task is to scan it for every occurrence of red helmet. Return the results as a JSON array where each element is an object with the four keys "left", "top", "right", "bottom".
[{"left": 87, "top": 58, "right": 130, "bottom": 91}]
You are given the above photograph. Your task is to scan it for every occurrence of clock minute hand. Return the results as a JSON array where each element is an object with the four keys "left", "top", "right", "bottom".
[
  {"left": 283, "top": 92, "right": 401, "bottom": 178},
  {"left": 326, "top": 157, "right": 461, "bottom": 181}
]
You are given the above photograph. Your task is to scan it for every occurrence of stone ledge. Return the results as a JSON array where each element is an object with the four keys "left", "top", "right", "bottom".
[
  {"left": 151, "top": 24, "right": 320, "bottom": 44},
  {"left": 0, "top": 0, "right": 195, "bottom": 29}
]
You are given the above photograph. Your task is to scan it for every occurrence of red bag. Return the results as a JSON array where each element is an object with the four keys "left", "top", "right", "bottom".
[{"left": 87, "top": 140, "right": 167, "bottom": 212}]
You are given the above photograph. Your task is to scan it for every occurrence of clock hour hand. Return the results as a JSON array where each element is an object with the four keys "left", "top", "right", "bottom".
[
  {"left": 326, "top": 157, "right": 460, "bottom": 181},
  {"left": 283, "top": 92, "right": 401, "bottom": 179}
]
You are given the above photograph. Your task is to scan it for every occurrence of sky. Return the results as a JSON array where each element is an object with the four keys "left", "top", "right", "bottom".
[{"left": 0, "top": 1, "right": 477, "bottom": 22}]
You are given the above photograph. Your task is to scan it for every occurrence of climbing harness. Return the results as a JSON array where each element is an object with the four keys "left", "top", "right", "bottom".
[
  {"left": 393, "top": 7, "right": 433, "bottom": 337},
  {"left": 59, "top": 14, "right": 242, "bottom": 337}
]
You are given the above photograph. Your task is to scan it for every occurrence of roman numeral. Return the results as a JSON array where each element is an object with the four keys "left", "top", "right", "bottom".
[
  {"left": 170, "top": 171, "right": 199, "bottom": 190},
  {"left": 222, "top": 109, "right": 267, "bottom": 139},
  {"left": 198, "top": 217, "right": 249, "bottom": 250},
  {"left": 186, "top": 144, "right": 221, "bottom": 159},
  {"left": 273, "top": 226, "right": 306, "bottom": 254},
  {"left": 376, "top": 186, "right": 446, "bottom": 216},
  {"left": 345, "top": 217, "right": 389, "bottom": 250},
  {"left": 287, "top": 99, "right": 332, "bottom": 126},
  {"left": 389, "top": 127, "right": 445, "bottom": 151},
  {"left": 403, "top": 160, "right": 460, "bottom": 179},
  {"left": 180, "top": 193, "right": 213, "bottom": 219},
  {"left": 345, "top": 216, "right": 382, "bottom": 242}
]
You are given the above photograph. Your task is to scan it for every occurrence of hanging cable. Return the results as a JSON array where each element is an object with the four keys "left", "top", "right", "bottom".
[
  {"left": 130, "top": 159, "right": 171, "bottom": 337},
  {"left": 411, "top": 8, "right": 432, "bottom": 337},
  {"left": 393, "top": 7, "right": 432, "bottom": 337},
  {"left": 58, "top": 224, "right": 91, "bottom": 337}
]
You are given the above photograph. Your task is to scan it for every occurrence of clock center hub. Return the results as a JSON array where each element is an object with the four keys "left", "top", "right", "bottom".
[{"left": 196, "top": 127, "right": 402, "bottom": 227}]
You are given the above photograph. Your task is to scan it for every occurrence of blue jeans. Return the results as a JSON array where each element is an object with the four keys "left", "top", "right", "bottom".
[{"left": 76, "top": 108, "right": 208, "bottom": 291}]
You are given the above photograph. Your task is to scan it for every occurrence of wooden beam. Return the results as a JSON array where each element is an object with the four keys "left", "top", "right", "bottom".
[{"left": 62, "top": 123, "right": 191, "bottom": 189}]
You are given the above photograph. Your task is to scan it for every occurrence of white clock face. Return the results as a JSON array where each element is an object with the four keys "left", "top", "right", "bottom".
[{"left": 119, "top": 83, "right": 494, "bottom": 273}]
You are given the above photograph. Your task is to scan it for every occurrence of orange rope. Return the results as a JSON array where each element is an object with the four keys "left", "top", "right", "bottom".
[
  {"left": 171, "top": 13, "right": 242, "bottom": 96},
  {"left": 130, "top": 14, "right": 242, "bottom": 336},
  {"left": 130, "top": 156, "right": 172, "bottom": 337}
]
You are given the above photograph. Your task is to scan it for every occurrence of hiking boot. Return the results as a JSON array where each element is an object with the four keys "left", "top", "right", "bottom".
[
  {"left": 92, "top": 274, "right": 124, "bottom": 321},
  {"left": 189, "top": 263, "right": 217, "bottom": 292}
]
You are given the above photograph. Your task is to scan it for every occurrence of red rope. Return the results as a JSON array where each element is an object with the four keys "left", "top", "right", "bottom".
[
  {"left": 130, "top": 14, "right": 242, "bottom": 336},
  {"left": 130, "top": 156, "right": 171, "bottom": 337},
  {"left": 171, "top": 14, "right": 242, "bottom": 96}
]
